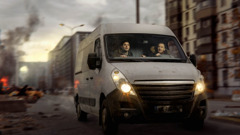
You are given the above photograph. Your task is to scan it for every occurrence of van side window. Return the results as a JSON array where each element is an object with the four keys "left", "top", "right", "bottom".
[
  {"left": 94, "top": 38, "right": 101, "bottom": 58},
  {"left": 94, "top": 38, "right": 102, "bottom": 69}
]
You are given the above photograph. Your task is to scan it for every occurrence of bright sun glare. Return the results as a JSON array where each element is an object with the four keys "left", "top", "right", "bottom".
[{"left": 20, "top": 66, "right": 29, "bottom": 73}]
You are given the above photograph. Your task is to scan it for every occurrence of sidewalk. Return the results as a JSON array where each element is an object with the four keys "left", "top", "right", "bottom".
[{"left": 208, "top": 96, "right": 240, "bottom": 125}]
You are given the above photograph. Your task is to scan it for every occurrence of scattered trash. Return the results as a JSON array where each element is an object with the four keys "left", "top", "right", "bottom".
[
  {"left": 212, "top": 110, "right": 240, "bottom": 117},
  {"left": 232, "top": 90, "right": 240, "bottom": 101}
]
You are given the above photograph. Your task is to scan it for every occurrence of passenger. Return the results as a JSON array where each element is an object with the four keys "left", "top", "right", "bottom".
[
  {"left": 155, "top": 43, "right": 167, "bottom": 56},
  {"left": 113, "top": 41, "right": 133, "bottom": 57},
  {"left": 168, "top": 40, "right": 180, "bottom": 58},
  {"left": 142, "top": 46, "right": 156, "bottom": 57}
]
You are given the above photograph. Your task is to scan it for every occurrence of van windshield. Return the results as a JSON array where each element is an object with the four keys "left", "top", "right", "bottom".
[{"left": 105, "top": 34, "right": 188, "bottom": 62}]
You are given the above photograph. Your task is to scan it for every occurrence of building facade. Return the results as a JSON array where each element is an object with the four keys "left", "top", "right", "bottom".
[
  {"left": 49, "top": 32, "right": 90, "bottom": 90},
  {"left": 182, "top": 0, "right": 197, "bottom": 55},
  {"left": 216, "top": 0, "right": 240, "bottom": 94},
  {"left": 166, "top": 0, "right": 240, "bottom": 95},
  {"left": 18, "top": 62, "right": 48, "bottom": 89},
  {"left": 166, "top": 0, "right": 183, "bottom": 44}
]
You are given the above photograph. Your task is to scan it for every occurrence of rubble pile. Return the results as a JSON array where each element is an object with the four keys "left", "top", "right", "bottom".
[
  {"left": 0, "top": 95, "right": 26, "bottom": 113},
  {"left": 0, "top": 113, "right": 41, "bottom": 134}
]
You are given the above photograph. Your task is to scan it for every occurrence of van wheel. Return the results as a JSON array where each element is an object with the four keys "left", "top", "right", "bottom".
[
  {"left": 101, "top": 100, "right": 118, "bottom": 134},
  {"left": 184, "top": 108, "right": 205, "bottom": 130},
  {"left": 76, "top": 104, "right": 87, "bottom": 121},
  {"left": 184, "top": 118, "right": 204, "bottom": 130}
]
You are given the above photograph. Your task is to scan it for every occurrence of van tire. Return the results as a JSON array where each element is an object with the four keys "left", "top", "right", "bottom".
[
  {"left": 184, "top": 109, "right": 205, "bottom": 130},
  {"left": 101, "top": 100, "right": 118, "bottom": 134},
  {"left": 76, "top": 103, "right": 87, "bottom": 121},
  {"left": 184, "top": 118, "right": 204, "bottom": 130}
]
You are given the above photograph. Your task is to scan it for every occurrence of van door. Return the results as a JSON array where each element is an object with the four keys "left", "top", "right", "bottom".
[
  {"left": 88, "top": 38, "right": 102, "bottom": 114},
  {"left": 76, "top": 43, "right": 93, "bottom": 112}
]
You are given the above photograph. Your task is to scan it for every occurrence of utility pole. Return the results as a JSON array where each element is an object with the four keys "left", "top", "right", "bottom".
[{"left": 136, "top": 0, "right": 140, "bottom": 24}]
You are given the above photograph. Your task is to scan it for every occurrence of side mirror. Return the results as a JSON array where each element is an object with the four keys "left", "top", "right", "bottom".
[
  {"left": 190, "top": 54, "right": 196, "bottom": 67},
  {"left": 87, "top": 53, "right": 101, "bottom": 70}
]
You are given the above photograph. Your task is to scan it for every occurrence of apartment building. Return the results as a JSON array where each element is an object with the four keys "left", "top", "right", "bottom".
[
  {"left": 166, "top": 0, "right": 183, "bottom": 43},
  {"left": 216, "top": 0, "right": 240, "bottom": 94},
  {"left": 182, "top": 0, "right": 197, "bottom": 55},
  {"left": 166, "top": 0, "right": 240, "bottom": 95},
  {"left": 49, "top": 32, "right": 90, "bottom": 90}
]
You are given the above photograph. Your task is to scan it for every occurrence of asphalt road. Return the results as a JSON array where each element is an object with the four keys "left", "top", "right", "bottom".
[{"left": 13, "top": 94, "right": 240, "bottom": 135}]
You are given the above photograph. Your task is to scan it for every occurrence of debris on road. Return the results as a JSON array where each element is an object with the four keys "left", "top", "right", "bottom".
[
  {"left": 232, "top": 90, "right": 240, "bottom": 101},
  {"left": 210, "top": 109, "right": 240, "bottom": 125},
  {"left": 0, "top": 95, "right": 26, "bottom": 113},
  {"left": 0, "top": 112, "right": 41, "bottom": 134}
]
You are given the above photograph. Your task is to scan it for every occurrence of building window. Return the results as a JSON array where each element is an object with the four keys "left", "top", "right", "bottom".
[
  {"left": 222, "top": 32, "right": 227, "bottom": 43},
  {"left": 186, "top": 27, "right": 189, "bottom": 35},
  {"left": 186, "top": 12, "right": 189, "bottom": 20},
  {"left": 232, "top": 8, "right": 239, "bottom": 21},
  {"left": 202, "top": 19, "right": 210, "bottom": 28},
  {"left": 194, "top": 40, "right": 197, "bottom": 49},
  {"left": 222, "top": 51, "right": 228, "bottom": 67},
  {"left": 173, "top": 1, "right": 177, "bottom": 7},
  {"left": 193, "top": 8, "right": 196, "bottom": 19},
  {"left": 234, "top": 53, "right": 240, "bottom": 61},
  {"left": 186, "top": 0, "right": 189, "bottom": 9},
  {"left": 170, "top": 16, "right": 177, "bottom": 23},
  {"left": 223, "top": 70, "right": 228, "bottom": 87},
  {"left": 221, "top": 13, "right": 227, "bottom": 24},
  {"left": 186, "top": 42, "right": 189, "bottom": 53},
  {"left": 233, "top": 28, "right": 239, "bottom": 39},
  {"left": 235, "top": 69, "right": 240, "bottom": 80},
  {"left": 221, "top": 0, "right": 226, "bottom": 7},
  {"left": 193, "top": 25, "right": 196, "bottom": 33}
]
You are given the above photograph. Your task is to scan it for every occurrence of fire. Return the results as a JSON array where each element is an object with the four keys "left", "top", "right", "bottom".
[
  {"left": 0, "top": 76, "right": 9, "bottom": 87},
  {"left": 74, "top": 80, "right": 80, "bottom": 88}
]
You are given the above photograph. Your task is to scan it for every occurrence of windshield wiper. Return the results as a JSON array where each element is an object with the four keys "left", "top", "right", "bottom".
[
  {"left": 108, "top": 58, "right": 144, "bottom": 62},
  {"left": 150, "top": 59, "right": 187, "bottom": 62}
]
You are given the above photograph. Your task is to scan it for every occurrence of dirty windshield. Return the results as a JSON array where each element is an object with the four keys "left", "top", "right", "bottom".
[{"left": 105, "top": 34, "right": 187, "bottom": 62}]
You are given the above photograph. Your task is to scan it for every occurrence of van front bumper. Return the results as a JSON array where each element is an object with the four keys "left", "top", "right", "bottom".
[{"left": 106, "top": 89, "right": 207, "bottom": 123}]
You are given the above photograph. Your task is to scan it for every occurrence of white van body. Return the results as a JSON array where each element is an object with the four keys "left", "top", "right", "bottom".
[{"left": 74, "top": 23, "right": 207, "bottom": 133}]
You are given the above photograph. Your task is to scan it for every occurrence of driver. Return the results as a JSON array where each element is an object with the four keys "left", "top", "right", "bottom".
[{"left": 113, "top": 41, "right": 133, "bottom": 57}]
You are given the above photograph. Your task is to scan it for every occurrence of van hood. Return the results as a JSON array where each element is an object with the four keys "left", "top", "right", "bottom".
[{"left": 111, "top": 62, "right": 199, "bottom": 83}]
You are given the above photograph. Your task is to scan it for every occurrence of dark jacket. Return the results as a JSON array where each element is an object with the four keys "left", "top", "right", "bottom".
[{"left": 112, "top": 48, "right": 133, "bottom": 57}]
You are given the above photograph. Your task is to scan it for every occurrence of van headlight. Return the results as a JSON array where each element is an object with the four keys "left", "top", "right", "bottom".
[
  {"left": 194, "top": 81, "right": 205, "bottom": 95},
  {"left": 111, "top": 69, "right": 136, "bottom": 95}
]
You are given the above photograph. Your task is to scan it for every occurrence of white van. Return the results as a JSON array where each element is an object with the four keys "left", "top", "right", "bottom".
[{"left": 74, "top": 23, "right": 207, "bottom": 134}]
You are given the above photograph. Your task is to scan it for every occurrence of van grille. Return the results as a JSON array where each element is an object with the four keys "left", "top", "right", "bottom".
[{"left": 132, "top": 84, "right": 194, "bottom": 104}]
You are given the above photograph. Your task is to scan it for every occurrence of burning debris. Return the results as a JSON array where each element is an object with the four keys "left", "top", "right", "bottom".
[{"left": 0, "top": 77, "right": 8, "bottom": 87}]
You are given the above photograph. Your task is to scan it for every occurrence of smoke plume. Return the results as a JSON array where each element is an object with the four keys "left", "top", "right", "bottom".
[{"left": 0, "top": 2, "right": 41, "bottom": 84}]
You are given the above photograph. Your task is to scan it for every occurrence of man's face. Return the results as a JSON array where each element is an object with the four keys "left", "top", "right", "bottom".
[
  {"left": 122, "top": 42, "right": 130, "bottom": 51},
  {"left": 157, "top": 43, "right": 165, "bottom": 53}
]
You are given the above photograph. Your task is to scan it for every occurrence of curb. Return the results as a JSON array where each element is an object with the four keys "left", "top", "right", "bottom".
[{"left": 209, "top": 116, "right": 240, "bottom": 125}]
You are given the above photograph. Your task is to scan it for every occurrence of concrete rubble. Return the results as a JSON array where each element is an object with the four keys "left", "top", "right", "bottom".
[
  {"left": 0, "top": 95, "right": 26, "bottom": 113},
  {"left": 0, "top": 113, "right": 41, "bottom": 135}
]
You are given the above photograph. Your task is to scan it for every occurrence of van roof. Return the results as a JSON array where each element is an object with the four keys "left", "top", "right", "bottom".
[{"left": 96, "top": 23, "right": 175, "bottom": 36}]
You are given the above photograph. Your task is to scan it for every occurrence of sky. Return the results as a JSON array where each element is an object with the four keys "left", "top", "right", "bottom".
[{"left": 0, "top": 0, "right": 165, "bottom": 62}]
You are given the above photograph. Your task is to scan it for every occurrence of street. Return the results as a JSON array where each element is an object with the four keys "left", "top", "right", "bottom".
[{"left": 1, "top": 94, "right": 239, "bottom": 135}]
